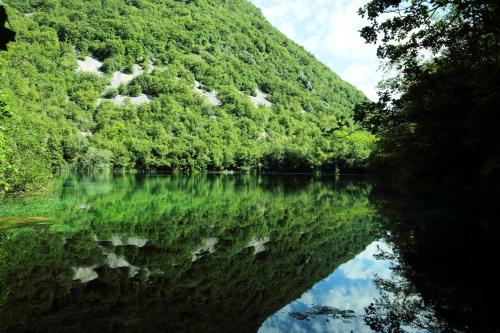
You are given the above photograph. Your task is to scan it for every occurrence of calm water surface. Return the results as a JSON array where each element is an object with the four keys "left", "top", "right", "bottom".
[{"left": 0, "top": 174, "right": 498, "bottom": 332}]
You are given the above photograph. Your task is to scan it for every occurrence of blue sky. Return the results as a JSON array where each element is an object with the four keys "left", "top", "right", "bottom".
[{"left": 249, "top": 0, "right": 381, "bottom": 100}]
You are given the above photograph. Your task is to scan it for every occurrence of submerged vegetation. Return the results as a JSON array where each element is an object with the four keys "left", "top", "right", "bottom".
[{"left": 0, "top": 0, "right": 374, "bottom": 193}]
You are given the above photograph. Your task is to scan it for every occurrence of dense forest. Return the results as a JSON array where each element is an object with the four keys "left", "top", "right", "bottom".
[
  {"left": 355, "top": 0, "right": 500, "bottom": 192},
  {"left": 0, "top": 0, "right": 374, "bottom": 193}
]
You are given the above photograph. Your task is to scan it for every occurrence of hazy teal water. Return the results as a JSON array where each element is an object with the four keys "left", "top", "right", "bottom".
[{"left": 0, "top": 174, "right": 497, "bottom": 332}]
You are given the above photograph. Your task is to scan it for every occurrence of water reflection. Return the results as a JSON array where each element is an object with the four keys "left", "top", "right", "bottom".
[
  {"left": 0, "top": 174, "right": 380, "bottom": 332},
  {"left": 260, "top": 192, "right": 500, "bottom": 333},
  {"left": 364, "top": 194, "right": 500, "bottom": 332},
  {"left": 259, "top": 241, "right": 394, "bottom": 333},
  {"left": 1, "top": 175, "right": 496, "bottom": 332}
]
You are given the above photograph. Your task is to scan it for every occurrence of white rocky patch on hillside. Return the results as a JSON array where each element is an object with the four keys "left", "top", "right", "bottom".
[
  {"left": 257, "top": 131, "right": 268, "bottom": 141},
  {"left": 109, "top": 64, "right": 145, "bottom": 89},
  {"left": 249, "top": 89, "right": 272, "bottom": 108},
  {"left": 97, "top": 94, "right": 152, "bottom": 107},
  {"left": 99, "top": 63, "right": 154, "bottom": 106},
  {"left": 77, "top": 130, "right": 93, "bottom": 138},
  {"left": 76, "top": 56, "right": 104, "bottom": 76},
  {"left": 194, "top": 80, "right": 222, "bottom": 106},
  {"left": 75, "top": 55, "right": 153, "bottom": 107}
]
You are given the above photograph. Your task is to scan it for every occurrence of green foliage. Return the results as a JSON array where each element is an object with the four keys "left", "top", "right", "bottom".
[
  {"left": 0, "top": 93, "right": 10, "bottom": 191},
  {"left": 0, "top": 0, "right": 374, "bottom": 193},
  {"left": 79, "top": 147, "right": 113, "bottom": 172},
  {"left": 357, "top": 0, "right": 500, "bottom": 191},
  {"left": 0, "top": 90, "right": 52, "bottom": 192}
]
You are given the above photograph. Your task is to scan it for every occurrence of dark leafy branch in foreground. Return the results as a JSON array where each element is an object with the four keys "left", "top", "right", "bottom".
[{"left": 356, "top": 0, "right": 500, "bottom": 191}]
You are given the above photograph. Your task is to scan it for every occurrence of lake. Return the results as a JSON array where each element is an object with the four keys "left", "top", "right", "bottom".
[{"left": 0, "top": 174, "right": 498, "bottom": 332}]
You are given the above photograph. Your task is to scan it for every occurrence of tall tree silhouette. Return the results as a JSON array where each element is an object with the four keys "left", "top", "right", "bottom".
[
  {"left": 355, "top": 0, "right": 500, "bottom": 192},
  {"left": 0, "top": 5, "right": 16, "bottom": 50}
]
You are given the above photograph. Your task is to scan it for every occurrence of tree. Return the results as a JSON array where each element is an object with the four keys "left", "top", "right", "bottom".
[
  {"left": 0, "top": 92, "right": 11, "bottom": 191},
  {"left": 0, "top": 6, "right": 16, "bottom": 51},
  {"left": 357, "top": 0, "right": 500, "bottom": 191}
]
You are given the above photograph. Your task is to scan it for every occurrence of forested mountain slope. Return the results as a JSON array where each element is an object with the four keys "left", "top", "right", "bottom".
[{"left": 0, "top": 0, "right": 373, "bottom": 192}]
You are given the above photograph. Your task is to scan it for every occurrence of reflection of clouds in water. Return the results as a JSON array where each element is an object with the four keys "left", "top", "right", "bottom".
[
  {"left": 340, "top": 241, "right": 392, "bottom": 281},
  {"left": 259, "top": 240, "right": 393, "bottom": 333},
  {"left": 301, "top": 283, "right": 380, "bottom": 312},
  {"left": 260, "top": 327, "right": 282, "bottom": 333}
]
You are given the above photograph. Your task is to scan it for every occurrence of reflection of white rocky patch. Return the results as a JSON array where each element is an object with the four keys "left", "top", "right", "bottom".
[
  {"left": 105, "top": 251, "right": 140, "bottom": 277},
  {"left": 73, "top": 266, "right": 98, "bottom": 283},
  {"left": 246, "top": 236, "right": 270, "bottom": 254},
  {"left": 97, "top": 234, "right": 148, "bottom": 248},
  {"left": 193, "top": 81, "right": 222, "bottom": 106},
  {"left": 143, "top": 267, "right": 151, "bottom": 281},
  {"left": 129, "top": 265, "right": 140, "bottom": 278},
  {"left": 249, "top": 89, "right": 272, "bottom": 107},
  {"left": 143, "top": 268, "right": 164, "bottom": 282},
  {"left": 77, "top": 57, "right": 104, "bottom": 76},
  {"left": 111, "top": 234, "right": 123, "bottom": 246},
  {"left": 97, "top": 94, "right": 152, "bottom": 107},
  {"left": 191, "top": 237, "right": 219, "bottom": 261},
  {"left": 127, "top": 236, "right": 148, "bottom": 247},
  {"left": 106, "top": 252, "right": 130, "bottom": 268}
]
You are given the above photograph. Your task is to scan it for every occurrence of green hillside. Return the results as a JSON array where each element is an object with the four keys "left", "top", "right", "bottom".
[{"left": 0, "top": 0, "right": 374, "bottom": 193}]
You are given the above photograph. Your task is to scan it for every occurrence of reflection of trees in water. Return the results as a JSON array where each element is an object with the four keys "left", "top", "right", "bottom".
[
  {"left": 284, "top": 247, "right": 443, "bottom": 332},
  {"left": 364, "top": 251, "right": 445, "bottom": 333},
  {"left": 285, "top": 193, "right": 500, "bottom": 333},
  {"left": 364, "top": 195, "right": 500, "bottom": 333},
  {"left": 0, "top": 175, "right": 380, "bottom": 333}
]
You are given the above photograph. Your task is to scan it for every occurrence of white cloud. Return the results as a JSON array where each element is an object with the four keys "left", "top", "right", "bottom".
[
  {"left": 277, "top": 21, "right": 298, "bottom": 40},
  {"left": 250, "top": 0, "right": 382, "bottom": 100},
  {"left": 339, "top": 241, "right": 393, "bottom": 280},
  {"left": 302, "top": 35, "right": 321, "bottom": 52},
  {"left": 340, "top": 64, "right": 380, "bottom": 100}
]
